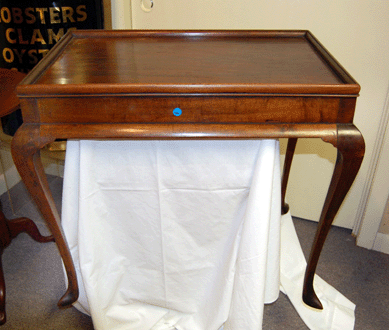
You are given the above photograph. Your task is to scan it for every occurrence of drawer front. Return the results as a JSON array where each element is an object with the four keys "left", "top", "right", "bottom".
[{"left": 32, "top": 95, "right": 347, "bottom": 124}]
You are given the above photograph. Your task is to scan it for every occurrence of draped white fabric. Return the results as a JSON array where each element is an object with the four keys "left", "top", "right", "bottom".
[{"left": 61, "top": 139, "right": 355, "bottom": 330}]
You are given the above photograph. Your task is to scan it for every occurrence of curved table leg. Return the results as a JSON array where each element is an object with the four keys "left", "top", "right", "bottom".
[
  {"left": 7, "top": 217, "right": 55, "bottom": 243},
  {"left": 303, "top": 124, "right": 365, "bottom": 309},
  {"left": 281, "top": 138, "right": 298, "bottom": 215},
  {"left": 11, "top": 124, "right": 79, "bottom": 308}
]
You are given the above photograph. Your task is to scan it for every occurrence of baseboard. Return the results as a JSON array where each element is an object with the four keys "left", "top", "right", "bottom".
[
  {"left": 372, "top": 232, "right": 389, "bottom": 255},
  {"left": 44, "top": 163, "right": 65, "bottom": 178},
  {"left": 0, "top": 173, "right": 8, "bottom": 196},
  {"left": 0, "top": 164, "right": 21, "bottom": 196},
  {"left": 0, "top": 162, "right": 64, "bottom": 196}
]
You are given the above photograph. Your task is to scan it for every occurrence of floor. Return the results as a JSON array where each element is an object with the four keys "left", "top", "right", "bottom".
[{"left": 0, "top": 175, "right": 388, "bottom": 329}]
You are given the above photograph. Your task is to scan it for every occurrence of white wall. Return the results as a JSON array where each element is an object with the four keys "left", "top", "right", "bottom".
[{"left": 112, "top": 0, "right": 389, "bottom": 231}]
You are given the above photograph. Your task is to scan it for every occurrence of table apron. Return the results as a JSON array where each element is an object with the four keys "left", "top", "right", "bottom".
[{"left": 20, "top": 95, "right": 356, "bottom": 125}]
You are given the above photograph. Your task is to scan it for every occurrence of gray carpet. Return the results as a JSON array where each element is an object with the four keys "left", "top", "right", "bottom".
[{"left": 1, "top": 175, "right": 388, "bottom": 329}]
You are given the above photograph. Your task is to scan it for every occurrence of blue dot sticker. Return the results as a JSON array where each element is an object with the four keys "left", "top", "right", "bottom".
[{"left": 173, "top": 108, "right": 182, "bottom": 116}]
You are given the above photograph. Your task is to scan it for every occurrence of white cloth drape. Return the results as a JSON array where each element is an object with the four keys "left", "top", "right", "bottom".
[{"left": 61, "top": 139, "right": 355, "bottom": 330}]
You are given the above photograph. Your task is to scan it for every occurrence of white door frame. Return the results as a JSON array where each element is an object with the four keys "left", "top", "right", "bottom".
[{"left": 354, "top": 82, "right": 389, "bottom": 252}]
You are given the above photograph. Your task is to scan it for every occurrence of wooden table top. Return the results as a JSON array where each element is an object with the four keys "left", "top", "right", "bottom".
[{"left": 17, "top": 30, "right": 359, "bottom": 97}]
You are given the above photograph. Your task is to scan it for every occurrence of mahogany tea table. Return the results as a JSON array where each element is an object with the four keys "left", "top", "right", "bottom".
[{"left": 10, "top": 30, "right": 365, "bottom": 311}]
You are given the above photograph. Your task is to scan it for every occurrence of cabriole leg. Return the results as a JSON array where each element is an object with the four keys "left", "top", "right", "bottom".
[
  {"left": 281, "top": 138, "right": 298, "bottom": 214},
  {"left": 11, "top": 124, "right": 79, "bottom": 308},
  {"left": 303, "top": 124, "right": 365, "bottom": 309}
]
